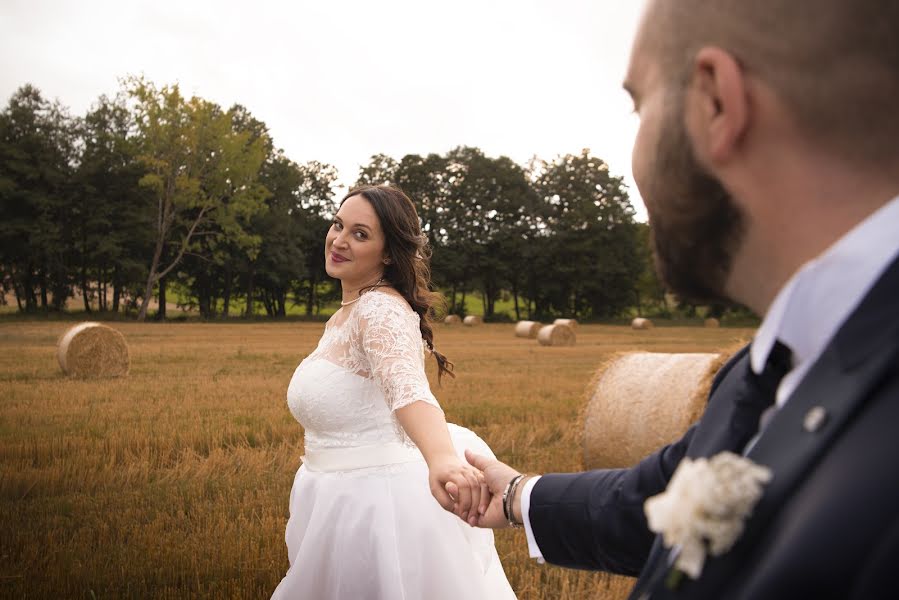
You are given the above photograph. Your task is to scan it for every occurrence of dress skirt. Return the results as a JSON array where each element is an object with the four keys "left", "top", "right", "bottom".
[{"left": 271, "top": 424, "right": 517, "bottom": 599}]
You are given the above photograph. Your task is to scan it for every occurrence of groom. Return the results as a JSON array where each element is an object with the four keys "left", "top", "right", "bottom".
[{"left": 465, "top": 0, "right": 899, "bottom": 598}]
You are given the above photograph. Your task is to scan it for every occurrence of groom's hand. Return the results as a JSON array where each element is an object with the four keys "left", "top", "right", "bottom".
[
  {"left": 464, "top": 449, "right": 523, "bottom": 529},
  {"left": 429, "top": 453, "right": 488, "bottom": 527}
]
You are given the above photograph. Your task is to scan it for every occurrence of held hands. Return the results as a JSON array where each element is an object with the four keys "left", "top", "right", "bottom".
[
  {"left": 428, "top": 453, "right": 490, "bottom": 527},
  {"left": 464, "top": 449, "right": 523, "bottom": 529}
]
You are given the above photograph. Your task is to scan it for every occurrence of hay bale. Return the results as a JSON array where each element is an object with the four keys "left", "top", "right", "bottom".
[
  {"left": 537, "top": 324, "right": 576, "bottom": 346},
  {"left": 514, "top": 320, "right": 541, "bottom": 338},
  {"left": 463, "top": 315, "right": 482, "bottom": 327},
  {"left": 583, "top": 352, "right": 725, "bottom": 469},
  {"left": 631, "top": 317, "right": 653, "bottom": 330},
  {"left": 57, "top": 322, "right": 130, "bottom": 378},
  {"left": 705, "top": 317, "right": 720, "bottom": 328},
  {"left": 444, "top": 315, "right": 462, "bottom": 325},
  {"left": 553, "top": 318, "right": 578, "bottom": 330}
]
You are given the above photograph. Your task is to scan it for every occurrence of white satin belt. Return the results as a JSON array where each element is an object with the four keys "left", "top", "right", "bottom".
[{"left": 302, "top": 442, "right": 425, "bottom": 472}]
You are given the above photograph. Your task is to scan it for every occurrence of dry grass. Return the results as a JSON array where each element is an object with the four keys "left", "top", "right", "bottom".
[{"left": 0, "top": 320, "right": 754, "bottom": 599}]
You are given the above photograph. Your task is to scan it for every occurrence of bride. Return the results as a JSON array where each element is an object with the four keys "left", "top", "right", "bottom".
[{"left": 272, "top": 185, "right": 516, "bottom": 599}]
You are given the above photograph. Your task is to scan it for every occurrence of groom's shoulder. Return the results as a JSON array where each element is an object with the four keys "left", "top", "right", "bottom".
[{"left": 709, "top": 343, "right": 751, "bottom": 396}]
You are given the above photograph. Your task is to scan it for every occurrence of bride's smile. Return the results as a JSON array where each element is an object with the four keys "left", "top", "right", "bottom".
[{"left": 324, "top": 194, "right": 390, "bottom": 304}]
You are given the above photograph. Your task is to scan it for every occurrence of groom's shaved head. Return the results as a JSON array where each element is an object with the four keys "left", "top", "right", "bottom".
[{"left": 641, "top": 0, "right": 899, "bottom": 166}]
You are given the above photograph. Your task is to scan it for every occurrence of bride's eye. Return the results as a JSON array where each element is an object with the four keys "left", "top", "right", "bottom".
[{"left": 354, "top": 230, "right": 367, "bottom": 240}]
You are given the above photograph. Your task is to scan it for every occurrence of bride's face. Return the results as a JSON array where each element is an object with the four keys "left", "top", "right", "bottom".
[{"left": 325, "top": 194, "right": 388, "bottom": 285}]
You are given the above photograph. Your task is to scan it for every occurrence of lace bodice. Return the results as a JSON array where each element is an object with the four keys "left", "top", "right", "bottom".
[{"left": 287, "top": 289, "right": 441, "bottom": 449}]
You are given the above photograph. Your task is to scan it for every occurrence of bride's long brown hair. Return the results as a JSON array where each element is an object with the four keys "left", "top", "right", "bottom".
[{"left": 341, "top": 185, "right": 455, "bottom": 382}]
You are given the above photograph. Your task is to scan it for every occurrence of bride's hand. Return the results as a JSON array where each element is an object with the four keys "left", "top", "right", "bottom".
[{"left": 428, "top": 454, "right": 490, "bottom": 526}]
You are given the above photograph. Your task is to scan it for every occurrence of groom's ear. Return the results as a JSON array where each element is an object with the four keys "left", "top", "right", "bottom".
[{"left": 685, "top": 46, "right": 750, "bottom": 166}]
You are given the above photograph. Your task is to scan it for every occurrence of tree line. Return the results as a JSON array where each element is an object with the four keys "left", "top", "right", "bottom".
[{"left": 0, "top": 78, "right": 677, "bottom": 322}]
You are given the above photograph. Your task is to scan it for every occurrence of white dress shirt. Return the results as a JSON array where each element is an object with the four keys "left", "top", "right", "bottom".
[{"left": 521, "top": 193, "right": 899, "bottom": 561}]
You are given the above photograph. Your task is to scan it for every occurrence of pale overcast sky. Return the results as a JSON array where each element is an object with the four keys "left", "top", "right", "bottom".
[{"left": 0, "top": 0, "right": 649, "bottom": 219}]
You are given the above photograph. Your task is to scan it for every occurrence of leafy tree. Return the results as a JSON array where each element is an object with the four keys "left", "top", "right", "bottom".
[
  {"left": 440, "top": 148, "right": 535, "bottom": 319},
  {"left": 249, "top": 152, "right": 319, "bottom": 317},
  {"left": 355, "top": 154, "right": 398, "bottom": 188},
  {"left": 176, "top": 104, "right": 276, "bottom": 319},
  {"left": 76, "top": 93, "right": 153, "bottom": 313},
  {"left": 0, "top": 84, "right": 78, "bottom": 312},
  {"left": 292, "top": 161, "right": 340, "bottom": 315},
  {"left": 633, "top": 222, "right": 669, "bottom": 316},
  {"left": 531, "top": 149, "right": 641, "bottom": 318},
  {"left": 126, "top": 78, "right": 270, "bottom": 320}
]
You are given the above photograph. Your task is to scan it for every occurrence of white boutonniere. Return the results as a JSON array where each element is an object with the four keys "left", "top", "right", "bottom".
[{"left": 644, "top": 452, "right": 772, "bottom": 585}]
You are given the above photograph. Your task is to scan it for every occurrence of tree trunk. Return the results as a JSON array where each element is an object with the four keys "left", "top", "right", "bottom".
[
  {"left": 450, "top": 285, "right": 457, "bottom": 314},
  {"left": 39, "top": 273, "right": 48, "bottom": 310},
  {"left": 270, "top": 291, "right": 279, "bottom": 317},
  {"left": 512, "top": 282, "right": 520, "bottom": 321},
  {"left": 138, "top": 279, "right": 154, "bottom": 320},
  {"left": 155, "top": 276, "right": 167, "bottom": 321},
  {"left": 52, "top": 274, "right": 68, "bottom": 312},
  {"left": 198, "top": 274, "right": 211, "bottom": 319},
  {"left": 12, "top": 273, "right": 23, "bottom": 311},
  {"left": 138, "top": 233, "right": 165, "bottom": 321},
  {"left": 305, "top": 277, "right": 317, "bottom": 315},
  {"left": 99, "top": 271, "right": 105, "bottom": 312},
  {"left": 486, "top": 282, "right": 496, "bottom": 318},
  {"left": 259, "top": 289, "right": 270, "bottom": 317},
  {"left": 222, "top": 265, "right": 232, "bottom": 317},
  {"left": 245, "top": 263, "right": 255, "bottom": 317},
  {"left": 277, "top": 289, "right": 287, "bottom": 317},
  {"left": 22, "top": 264, "right": 35, "bottom": 311},
  {"left": 81, "top": 266, "right": 92, "bottom": 313}
]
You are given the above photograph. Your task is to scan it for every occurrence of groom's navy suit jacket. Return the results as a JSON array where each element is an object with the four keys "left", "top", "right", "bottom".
[{"left": 529, "top": 255, "right": 899, "bottom": 599}]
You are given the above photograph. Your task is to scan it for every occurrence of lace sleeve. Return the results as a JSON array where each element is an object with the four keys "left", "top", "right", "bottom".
[{"left": 359, "top": 293, "right": 442, "bottom": 413}]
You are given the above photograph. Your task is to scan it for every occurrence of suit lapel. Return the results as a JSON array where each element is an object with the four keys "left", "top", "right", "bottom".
[{"left": 628, "top": 352, "right": 764, "bottom": 599}]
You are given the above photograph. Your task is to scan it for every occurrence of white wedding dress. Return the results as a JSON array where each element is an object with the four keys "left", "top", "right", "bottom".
[{"left": 272, "top": 289, "right": 516, "bottom": 599}]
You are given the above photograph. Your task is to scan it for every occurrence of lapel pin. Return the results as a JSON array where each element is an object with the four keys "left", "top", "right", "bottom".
[{"left": 803, "top": 406, "right": 828, "bottom": 433}]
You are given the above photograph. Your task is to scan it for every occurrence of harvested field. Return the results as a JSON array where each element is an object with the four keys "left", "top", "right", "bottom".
[{"left": 0, "top": 320, "right": 754, "bottom": 599}]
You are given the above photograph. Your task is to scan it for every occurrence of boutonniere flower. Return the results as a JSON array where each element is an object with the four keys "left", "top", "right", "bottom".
[{"left": 644, "top": 452, "right": 772, "bottom": 585}]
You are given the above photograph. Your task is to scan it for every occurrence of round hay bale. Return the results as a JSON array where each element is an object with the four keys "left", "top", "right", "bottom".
[
  {"left": 553, "top": 318, "right": 578, "bottom": 330},
  {"left": 57, "top": 322, "right": 130, "bottom": 378},
  {"left": 631, "top": 317, "right": 653, "bottom": 330},
  {"left": 537, "top": 324, "right": 576, "bottom": 347},
  {"left": 462, "top": 315, "right": 482, "bottom": 327},
  {"left": 444, "top": 315, "right": 462, "bottom": 325},
  {"left": 705, "top": 317, "right": 720, "bottom": 328},
  {"left": 583, "top": 352, "right": 725, "bottom": 469},
  {"left": 514, "top": 320, "right": 541, "bottom": 338}
]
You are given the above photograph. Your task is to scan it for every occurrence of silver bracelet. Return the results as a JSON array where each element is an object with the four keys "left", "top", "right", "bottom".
[
  {"left": 503, "top": 474, "right": 527, "bottom": 528},
  {"left": 502, "top": 474, "right": 522, "bottom": 523}
]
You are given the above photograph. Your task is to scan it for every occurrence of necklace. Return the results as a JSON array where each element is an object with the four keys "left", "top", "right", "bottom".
[{"left": 340, "top": 277, "right": 384, "bottom": 306}]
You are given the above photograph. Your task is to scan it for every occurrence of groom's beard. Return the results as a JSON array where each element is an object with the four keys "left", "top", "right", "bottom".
[{"left": 644, "top": 96, "right": 746, "bottom": 304}]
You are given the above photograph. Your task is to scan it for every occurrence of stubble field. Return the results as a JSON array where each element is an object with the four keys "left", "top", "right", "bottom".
[{"left": 0, "top": 319, "right": 754, "bottom": 599}]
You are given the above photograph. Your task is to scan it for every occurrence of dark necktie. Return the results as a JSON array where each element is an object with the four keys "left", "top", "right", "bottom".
[
  {"left": 755, "top": 340, "right": 794, "bottom": 399},
  {"left": 748, "top": 340, "right": 794, "bottom": 446}
]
